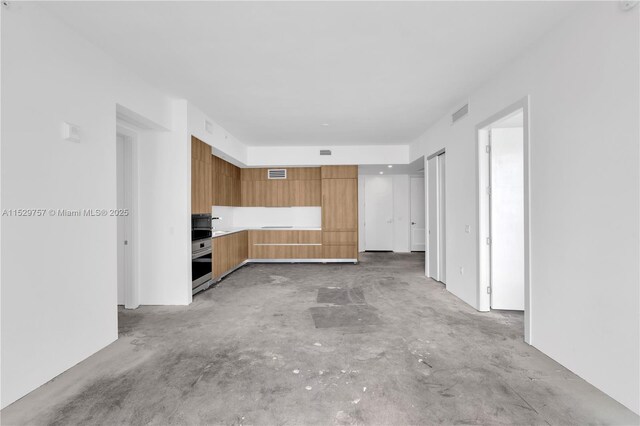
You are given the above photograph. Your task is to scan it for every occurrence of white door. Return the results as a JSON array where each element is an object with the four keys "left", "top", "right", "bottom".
[
  {"left": 437, "top": 154, "right": 446, "bottom": 283},
  {"left": 427, "top": 156, "right": 439, "bottom": 279},
  {"left": 364, "top": 175, "right": 394, "bottom": 251},
  {"left": 490, "top": 128, "right": 524, "bottom": 310},
  {"left": 410, "top": 177, "right": 425, "bottom": 251}
]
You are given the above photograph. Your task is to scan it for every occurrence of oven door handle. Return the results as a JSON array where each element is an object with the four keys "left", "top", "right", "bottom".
[{"left": 192, "top": 248, "right": 212, "bottom": 259}]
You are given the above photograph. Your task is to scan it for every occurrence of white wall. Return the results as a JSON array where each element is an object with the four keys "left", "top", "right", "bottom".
[
  {"left": 137, "top": 100, "right": 191, "bottom": 306},
  {"left": 410, "top": 3, "right": 639, "bottom": 413},
  {"left": 1, "top": 4, "right": 186, "bottom": 408},
  {"left": 247, "top": 144, "right": 410, "bottom": 166},
  {"left": 188, "top": 102, "right": 248, "bottom": 166}
]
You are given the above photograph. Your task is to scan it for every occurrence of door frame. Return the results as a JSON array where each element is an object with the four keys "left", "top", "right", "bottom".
[
  {"left": 116, "top": 125, "right": 141, "bottom": 309},
  {"left": 426, "top": 148, "right": 445, "bottom": 281},
  {"left": 476, "top": 96, "right": 531, "bottom": 343}
]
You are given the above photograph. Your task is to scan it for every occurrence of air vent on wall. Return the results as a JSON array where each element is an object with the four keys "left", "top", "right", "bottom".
[
  {"left": 320, "top": 149, "right": 332, "bottom": 156},
  {"left": 267, "top": 169, "right": 287, "bottom": 179},
  {"left": 451, "top": 103, "right": 469, "bottom": 124}
]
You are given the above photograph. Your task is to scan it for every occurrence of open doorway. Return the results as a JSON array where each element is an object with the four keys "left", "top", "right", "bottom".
[
  {"left": 426, "top": 150, "right": 446, "bottom": 283},
  {"left": 116, "top": 127, "right": 140, "bottom": 309},
  {"left": 477, "top": 98, "right": 530, "bottom": 342}
]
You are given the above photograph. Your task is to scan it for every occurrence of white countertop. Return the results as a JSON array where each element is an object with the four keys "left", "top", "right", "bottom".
[{"left": 212, "top": 226, "right": 322, "bottom": 238}]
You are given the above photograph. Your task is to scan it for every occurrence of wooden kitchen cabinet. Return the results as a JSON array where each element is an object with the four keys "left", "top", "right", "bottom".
[
  {"left": 321, "top": 166, "right": 359, "bottom": 260},
  {"left": 288, "top": 180, "right": 321, "bottom": 206},
  {"left": 240, "top": 167, "right": 321, "bottom": 207},
  {"left": 212, "top": 155, "right": 241, "bottom": 206},
  {"left": 263, "top": 180, "right": 287, "bottom": 207},
  {"left": 321, "top": 178, "right": 358, "bottom": 231},
  {"left": 248, "top": 230, "right": 322, "bottom": 259},
  {"left": 322, "top": 244, "right": 358, "bottom": 259},
  {"left": 213, "top": 231, "right": 248, "bottom": 278},
  {"left": 321, "top": 165, "right": 358, "bottom": 179},
  {"left": 191, "top": 136, "right": 212, "bottom": 214}
]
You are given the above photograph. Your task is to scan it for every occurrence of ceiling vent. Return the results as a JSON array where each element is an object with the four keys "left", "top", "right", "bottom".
[
  {"left": 320, "top": 149, "right": 332, "bottom": 156},
  {"left": 267, "top": 169, "right": 287, "bottom": 180},
  {"left": 451, "top": 103, "right": 469, "bottom": 124}
]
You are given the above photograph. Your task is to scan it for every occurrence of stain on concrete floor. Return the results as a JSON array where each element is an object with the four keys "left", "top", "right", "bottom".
[
  {"left": 317, "top": 287, "right": 366, "bottom": 305},
  {"left": 2, "top": 253, "right": 638, "bottom": 425},
  {"left": 310, "top": 305, "right": 382, "bottom": 329}
]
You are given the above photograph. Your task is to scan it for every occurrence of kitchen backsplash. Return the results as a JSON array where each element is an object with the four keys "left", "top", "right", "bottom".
[{"left": 211, "top": 206, "right": 321, "bottom": 229}]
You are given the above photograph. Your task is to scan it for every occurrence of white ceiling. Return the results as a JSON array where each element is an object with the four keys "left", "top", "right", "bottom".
[{"left": 40, "top": 1, "right": 579, "bottom": 147}]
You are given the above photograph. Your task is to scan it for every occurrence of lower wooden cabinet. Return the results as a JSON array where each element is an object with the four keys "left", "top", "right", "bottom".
[
  {"left": 249, "top": 230, "right": 322, "bottom": 259},
  {"left": 213, "top": 231, "right": 248, "bottom": 278},
  {"left": 322, "top": 231, "right": 357, "bottom": 245},
  {"left": 322, "top": 244, "right": 358, "bottom": 259},
  {"left": 321, "top": 231, "right": 358, "bottom": 260},
  {"left": 246, "top": 230, "right": 357, "bottom": 260}
]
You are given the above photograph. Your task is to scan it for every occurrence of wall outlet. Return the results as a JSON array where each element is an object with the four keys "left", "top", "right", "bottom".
[
  {"left": 62, "top": 122, "right": 80, "bottom": 142},
  {"left": 465, "top": 225, "right": 471, "bottom": 233},
  {"left": 459, "top": 266, "right": 464, "bottom": 275}
]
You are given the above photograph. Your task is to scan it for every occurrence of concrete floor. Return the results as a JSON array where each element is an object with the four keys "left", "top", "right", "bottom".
[{"left": 3, "top": 253, "right": 638, "bottom": 425}]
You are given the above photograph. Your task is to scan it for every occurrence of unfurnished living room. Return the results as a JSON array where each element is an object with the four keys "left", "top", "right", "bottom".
[{"left": 1, "top": 1, "right": 639, "bottom": 425}]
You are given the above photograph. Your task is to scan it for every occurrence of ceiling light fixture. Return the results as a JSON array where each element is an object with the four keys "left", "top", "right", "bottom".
[
  {"left": 321, "top": 123, "right": 329, "bottom": 127},
  {"left": 379, "top": 171, "right": 384, "bottom": 175},
  {"left": 388, "top": 165, "right": 393, "bottom": 168}
]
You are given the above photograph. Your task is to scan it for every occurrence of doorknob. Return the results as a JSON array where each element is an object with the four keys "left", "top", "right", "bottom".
[{"left": 411, "top": 222, "right": 416, "bottom": 225}]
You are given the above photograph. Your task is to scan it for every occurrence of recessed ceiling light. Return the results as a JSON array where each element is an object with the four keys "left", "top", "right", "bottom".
[
  {"left": 379, "top": 171, "right": 384, "bottom": 175},
  {"left": 388, "top": 165, "right": 393, "bottom": 168},
  {"left": 321, "top": 123, "right": 330, "bottom": 127}
]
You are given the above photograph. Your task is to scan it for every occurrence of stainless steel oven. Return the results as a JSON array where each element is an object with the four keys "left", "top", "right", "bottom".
[
  {"left": 192, "top": 213, "right": 212, "bottom": 241},
  {"left": 192, "top": 238, "right": 212, "bottom": 290},
  {"left": 192, "top": 214, "right": 212, "bottom": 292}
]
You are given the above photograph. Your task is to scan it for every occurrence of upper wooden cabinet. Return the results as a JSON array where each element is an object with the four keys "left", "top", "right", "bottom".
[
  {"left": 321, "top": 178, "right": 358, "bottom": 231},
  {"left": 241, "top": 167, "right": 320, "bottom": 181},
  {"left": 212, "top": 155, "right": 241, "bottom": 206},
  {"left": 321, "top": 165, "right": 358, "bottom": 179},
  {"left": 240, "top": 167, "right": 321, "bottom": 207},
  {"left": 288, "top": 180, "right": 321, "bottom": 206},
  {"left": 191, "top": 137, "right": 212, "bottom": 214}
]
